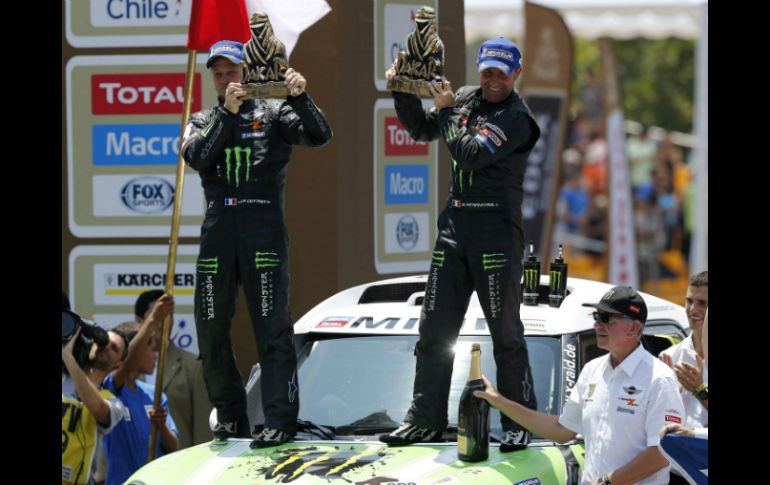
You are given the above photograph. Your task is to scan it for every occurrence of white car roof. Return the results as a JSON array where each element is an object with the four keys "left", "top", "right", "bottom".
[{"left": 295, "top": 275, "right": 688, "bottom": 336}]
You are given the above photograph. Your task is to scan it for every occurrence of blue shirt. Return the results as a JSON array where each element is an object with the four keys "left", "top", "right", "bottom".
[{"left": 102, "top": 374, "right": 178, "bottom": 485}]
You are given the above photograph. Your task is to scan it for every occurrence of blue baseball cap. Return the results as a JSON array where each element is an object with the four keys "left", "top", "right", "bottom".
[
  {"left": 477, "top": 37, "right": 522, "bottom": 75},
  {"left": 206, "top": 40, "right": 245, "bottom": 68}
]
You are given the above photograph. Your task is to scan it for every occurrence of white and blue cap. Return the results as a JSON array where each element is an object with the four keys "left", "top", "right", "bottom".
[
  {"left": 477, "top": 37, "right": 522, "bottom": 75},
  {"left": 206, "top": 40, "right": 245, "bottom": 68}
]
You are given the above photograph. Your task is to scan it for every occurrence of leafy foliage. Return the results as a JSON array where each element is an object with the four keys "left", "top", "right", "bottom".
[{"left": 571, "top": 37, "right": 696, "bottom": 133}]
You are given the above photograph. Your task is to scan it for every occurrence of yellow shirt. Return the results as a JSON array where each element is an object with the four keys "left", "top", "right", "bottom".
[{"left": 62, "top": 375, "right": 126, "bottom": 485}]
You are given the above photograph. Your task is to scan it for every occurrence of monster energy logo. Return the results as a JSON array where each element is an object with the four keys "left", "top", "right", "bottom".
[
  {"left": 432, "top": 250, "right": 445, "bottom": 267},
  {"left": 602, "top": 288, "right": 615, "bottom": 300},
  {"left": 197, "top": 257, "right": 218, "bottom": 274},
  {"left": 223, "top": 146, "right": 252, "bottom": 187},
  {"left": 550, "top": 270, "right": 563, "bottom": 291},
  {"left": 483, "top": 253, "right": 507, "bottom": 270},
  {"left": 452, "top": 159, "right": 474, "bottom": 192},
  {"left": 524, "top": 268, "right": 539, "bottom": 290},
  {"left": 442, "top": 123, "right": 457, "bottom": 142},
  {"left": 255, "top": 251, "right": 280, "bottom": 269},
  {"left": 201, "top": 118, "right": 218, "bottom": 137}
]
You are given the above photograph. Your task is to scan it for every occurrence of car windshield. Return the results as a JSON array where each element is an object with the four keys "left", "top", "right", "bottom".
[{"left": 296, "top": 335, "right": 561, "bottom": 438}]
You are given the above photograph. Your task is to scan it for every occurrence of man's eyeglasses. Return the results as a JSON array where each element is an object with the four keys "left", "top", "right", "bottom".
[{"left": 592, "top": 311, "right": 630, "bottom": 324}]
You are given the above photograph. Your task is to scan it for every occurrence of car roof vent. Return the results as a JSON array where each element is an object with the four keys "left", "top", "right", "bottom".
[{"left": 358, "top": 282, "right": 426, "bottom": 304}]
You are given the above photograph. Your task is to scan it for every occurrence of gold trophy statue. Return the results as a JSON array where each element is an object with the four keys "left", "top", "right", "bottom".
[
  {"left": 240, "top": 12, "right": 292, "bottom": 99},
  {"left": 386, "top": 6, "right": 447, "bottom": 97}
]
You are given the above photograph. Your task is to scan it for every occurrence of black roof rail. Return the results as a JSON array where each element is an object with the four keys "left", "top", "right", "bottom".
[{"left": 358, "top": 282, "right": 426, "bottom": 304}]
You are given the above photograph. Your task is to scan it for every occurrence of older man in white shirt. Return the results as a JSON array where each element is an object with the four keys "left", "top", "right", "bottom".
[{"left": 475, "top": 286, "right": 685, "bottom": 485}]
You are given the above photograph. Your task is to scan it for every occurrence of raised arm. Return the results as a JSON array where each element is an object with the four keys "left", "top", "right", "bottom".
[
  {"left": 62, "top": 328, "right": 111, "bottom": 426},
  {"left": 434, "top": 87, "right": 538, "bottom": 172},
  {"left": 182, "top": 107, "right": 236, "bottom": 172},
  {"left": 278, "top": 68, "right": 333, "bottom": 147},
  {"left": 111, "top": 294, "right": 174, "bottom": 390}
]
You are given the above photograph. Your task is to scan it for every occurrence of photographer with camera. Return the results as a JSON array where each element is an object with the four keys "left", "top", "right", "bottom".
[{"left": 62, "top": 303, "right": 131, "bottom": 485}]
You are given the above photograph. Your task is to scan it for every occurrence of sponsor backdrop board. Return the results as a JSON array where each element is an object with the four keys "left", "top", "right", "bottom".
[
  {"left": 373, "top": 98, "right": 438, "bottom": 273},
  {"left": 65, "top": 0, "right": 191, "bottom": 48},
  {"left": 66, "top": 54, "right": 215, "bottom": 238},
  {"left": 373, "top": 0, "right": 438, "bottom": 92},
  {"left": 69, "top": 245, "right": 200, "bottom": 356}
]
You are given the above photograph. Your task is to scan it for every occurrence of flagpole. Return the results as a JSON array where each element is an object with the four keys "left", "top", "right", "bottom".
[{"left": 148, "top": 49, "right": 198, "bottom": 462}]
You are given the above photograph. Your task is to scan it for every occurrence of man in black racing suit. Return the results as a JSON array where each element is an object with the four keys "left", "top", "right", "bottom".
[
  {"left": 181, "top": 40, "right": 332, "bottom": 448},
  {"left": 380, "top": 38, "right": 540, "bottom": 452}
]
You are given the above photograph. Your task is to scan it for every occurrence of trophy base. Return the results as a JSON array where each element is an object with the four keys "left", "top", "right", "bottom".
[
  {"left": 242, "top": 82, "right": 289, "bottom": 99},
  {"left": 387, "top": 77, "right": 440, "bottom": 98}
]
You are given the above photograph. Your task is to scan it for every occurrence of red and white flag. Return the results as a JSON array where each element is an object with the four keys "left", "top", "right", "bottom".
[
  {"left": 187, "top": 0, "right": 251, "bottom": 52},
  {"left": 246, "top": 0, "right": 331, "bottom": 58}
]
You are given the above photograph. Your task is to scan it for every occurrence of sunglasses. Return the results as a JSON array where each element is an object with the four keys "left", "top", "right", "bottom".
[{"left": 592, "top": 311, "right": 630, "bottom": 324}]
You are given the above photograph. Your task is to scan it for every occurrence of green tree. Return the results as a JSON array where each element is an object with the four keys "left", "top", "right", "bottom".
[{"left": 571, "top": 37, "right": 695, "bottom": 133}]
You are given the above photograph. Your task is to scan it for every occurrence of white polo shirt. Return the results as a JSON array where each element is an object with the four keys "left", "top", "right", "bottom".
[
  {"left": 660, "top": 334, "right": 708, "bottom": 428},
  {"left": 559, "top": 344, "right": 685, "bottom": 485}
]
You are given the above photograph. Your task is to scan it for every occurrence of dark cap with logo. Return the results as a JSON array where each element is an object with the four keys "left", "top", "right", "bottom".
[
  {"left": 582, "top": 286, "right": 648, "bottom": 323},
  {"left": 477, "top": 37, "right": 522, "bottom": 75},
  {"left": 206, "top": 40, "right": 245, "bottom": 68}
]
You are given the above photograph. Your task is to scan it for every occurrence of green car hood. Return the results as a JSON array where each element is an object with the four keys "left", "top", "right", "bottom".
[{"left": 126, "top": 440, "right": 584, "bottom": 485}]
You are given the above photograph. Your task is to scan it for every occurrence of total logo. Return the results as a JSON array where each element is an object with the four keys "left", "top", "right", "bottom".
[
  {"left": 120, "top": 176, "right": 174, "bottom": 214},
  {"left": 385, "top": 116, "right": 428, "bottom": 155},
  {"left": 92, "top": 73, "right": 201, "bottom": 115}
]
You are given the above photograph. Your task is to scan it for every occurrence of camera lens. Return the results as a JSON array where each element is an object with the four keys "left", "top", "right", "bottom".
[{"left": 62, "top": 311, "right": 79, "bottom": 342}]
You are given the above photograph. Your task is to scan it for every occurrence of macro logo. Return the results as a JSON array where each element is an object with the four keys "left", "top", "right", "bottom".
[
  {"left": 384, "top": 164, "right": 428, "bottom": 204},
  {"left": 92, "top": 73, "right": 201, "bottom": 115},
  {"left": 120, "top": 176, "right": 174, "bottom": 214},
  {"left": 385, "top": 116, "right": 428, "bottom": 155},
  {"left": 93, "top": 124, "right": 180, "bottom": 165}
]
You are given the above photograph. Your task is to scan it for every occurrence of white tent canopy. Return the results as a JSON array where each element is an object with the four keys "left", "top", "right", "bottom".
[{"left": 465, "top": 0, "right": 707, "bottom": 40}]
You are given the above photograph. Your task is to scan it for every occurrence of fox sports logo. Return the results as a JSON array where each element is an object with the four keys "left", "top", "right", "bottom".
[
  {"left": 120, "top": 176, "right": 174, "bottom": 214},
  {"left": 396, "top": 214, "right": 419, "bottom": 251}
]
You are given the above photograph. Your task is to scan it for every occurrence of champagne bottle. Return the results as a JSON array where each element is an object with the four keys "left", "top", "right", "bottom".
[{"left": 457, "top": 343, "right": 490, "bottom": 462}]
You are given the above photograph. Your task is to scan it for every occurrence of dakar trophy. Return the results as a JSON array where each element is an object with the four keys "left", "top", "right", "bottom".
[
  {"left": 240, "top": 12, "right": 291, "bottom": 99},
  {"left": 386, "top": 6, "right": 447, "bottom": 98}
]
